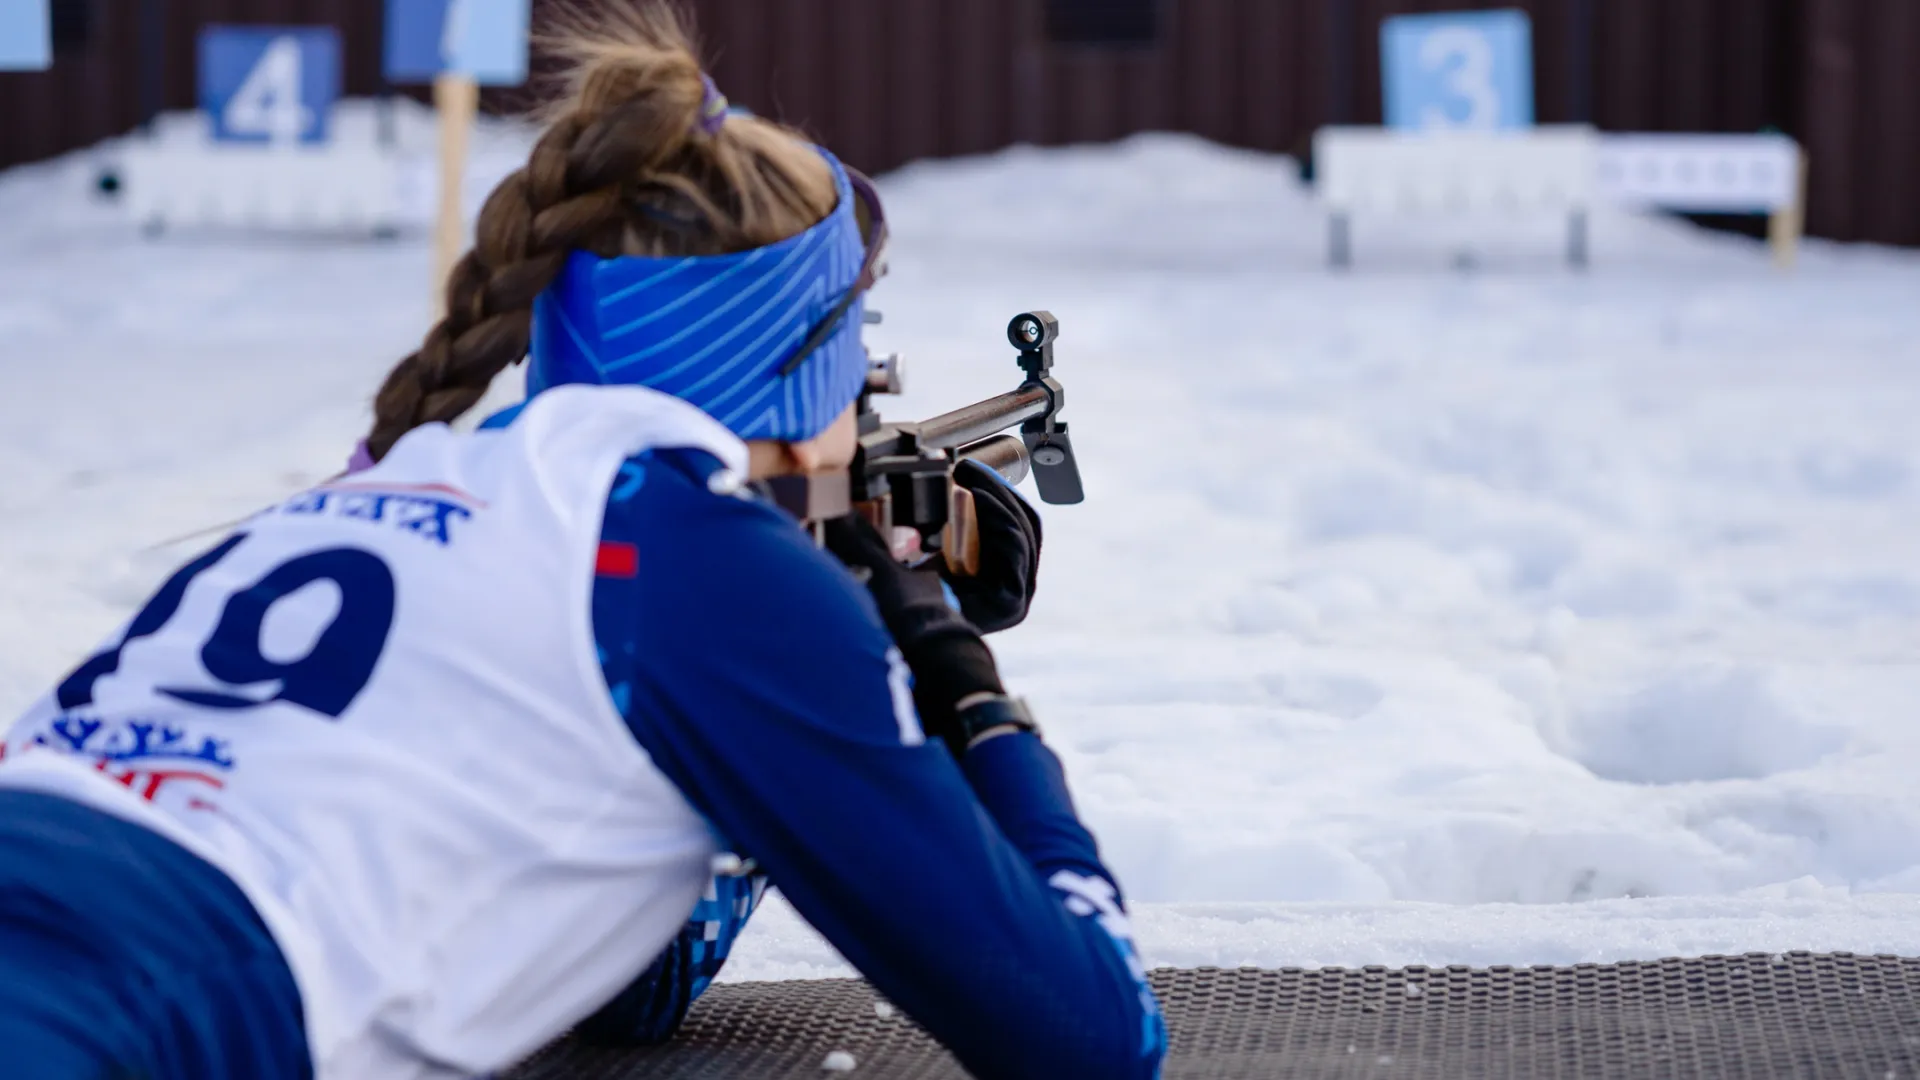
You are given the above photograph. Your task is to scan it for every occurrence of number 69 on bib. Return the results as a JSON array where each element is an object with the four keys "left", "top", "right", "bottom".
[
  {"left": 199, "top": 26, "right": 342, "bottom": 145},
  {"left": 1381, "top": 9, "right": 1534, "bottom": 132}
]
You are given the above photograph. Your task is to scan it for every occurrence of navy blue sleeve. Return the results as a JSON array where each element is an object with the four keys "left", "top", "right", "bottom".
[{"left": 589, "top": 449, "right": 1165, "bottom": 1079}]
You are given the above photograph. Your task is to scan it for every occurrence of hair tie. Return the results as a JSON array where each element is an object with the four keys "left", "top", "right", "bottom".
[{"left": 697, "top": 74, "right": 729, "bottom": 137}]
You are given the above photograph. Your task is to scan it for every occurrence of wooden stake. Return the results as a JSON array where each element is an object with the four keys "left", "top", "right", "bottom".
[
  {"left": 1769, "top": 149, "right": 1807, "bottom": 271},
  {"left": 432, "top": 72, "right": 481, "bottom": 316}
]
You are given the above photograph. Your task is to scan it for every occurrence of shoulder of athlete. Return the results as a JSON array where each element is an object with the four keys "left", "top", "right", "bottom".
[
  {"left": 599, "top": 447, "right": 920, "bottom": 749},
  {"left": 614, "top": 445, "right": 873, "bottom": 625}
]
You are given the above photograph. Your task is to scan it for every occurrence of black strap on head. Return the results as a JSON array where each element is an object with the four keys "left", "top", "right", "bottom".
[{"left": 779, "top": 167, "right": 891, "bottom": 377}]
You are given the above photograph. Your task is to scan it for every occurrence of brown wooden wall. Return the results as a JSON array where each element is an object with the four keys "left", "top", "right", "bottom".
[{"left": 2, "top": 0, "right": 1916, "bottom": 246}]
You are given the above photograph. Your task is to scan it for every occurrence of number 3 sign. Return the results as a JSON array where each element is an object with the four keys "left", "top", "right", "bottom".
[
  {"left": 1381, "top": 9, "right": 1534, "bottom": 132},
  {"left": 200, "top": 26, "right": 341, "bottom": 144}
]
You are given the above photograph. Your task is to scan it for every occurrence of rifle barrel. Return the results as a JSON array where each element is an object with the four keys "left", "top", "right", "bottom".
[
  {"left": 957, "top": 434, "right": 1031, "bottom": 486},
  {"left": 916, "top": 385, "right": 1050, "bottom": 450}
]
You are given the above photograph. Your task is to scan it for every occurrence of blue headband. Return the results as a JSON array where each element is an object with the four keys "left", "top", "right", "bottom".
[{"left": 527, "top": 150, "right": 869, "bottom": 443}]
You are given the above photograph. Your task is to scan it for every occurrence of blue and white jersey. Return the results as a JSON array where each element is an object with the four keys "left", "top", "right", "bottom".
[
  {"left": 1, "top": 385, "right": 1165, "bottom": 1080},
  {"left": 0, "top": 387, "right": 744, "bottom": 1079}
]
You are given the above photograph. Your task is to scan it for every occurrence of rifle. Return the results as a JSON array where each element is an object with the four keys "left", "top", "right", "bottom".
[{"left": 761, "top": 311, "right": 1086, "bottom": 569}]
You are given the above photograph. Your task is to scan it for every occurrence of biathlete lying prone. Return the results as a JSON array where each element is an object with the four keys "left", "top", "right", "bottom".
[{"left": 0, "top": 4, "right": 1165, "bottom": 1077}]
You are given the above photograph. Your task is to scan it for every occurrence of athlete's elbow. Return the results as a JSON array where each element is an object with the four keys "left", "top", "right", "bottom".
[
  {"left": 1074, "top": 1040, "right": 1165, "bottom": 1080},
  {"left": 993, "top": 1039, "right": 1160, "bottom": 1080},
  {"left": 1055, "top": 1002, "right": 1167, "bottom": 1079},
  {"left": 1053, "top": 1036, "right": 1165, "bottom": 1079},
  {"left": 951, "top": 986, "right": 1166, "bottom": 1078}
]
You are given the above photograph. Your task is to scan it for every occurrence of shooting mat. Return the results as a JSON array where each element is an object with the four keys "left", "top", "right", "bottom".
[{"left": 508, "top": 952, "right": 1920, "bottom": 1079}]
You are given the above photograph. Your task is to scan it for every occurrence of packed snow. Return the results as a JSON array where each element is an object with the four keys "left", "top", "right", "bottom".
[{"left": 3, "top": 108, "right": 1918, "bottom": 979}]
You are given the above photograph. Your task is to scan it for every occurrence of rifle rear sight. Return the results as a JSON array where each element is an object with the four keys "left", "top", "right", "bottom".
[
  {"left": 762, "top": 311, "right": 1085, "bottom": 565},
  {"left": 855, "top": 309, "right": 1082, "bottom": 539}
]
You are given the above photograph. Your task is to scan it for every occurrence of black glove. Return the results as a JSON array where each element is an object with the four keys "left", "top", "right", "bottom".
[
  {"left": 939, "top": 460, "right": 1043, "bottom": 634},
  {"left": 822, "top": 514, "right": 1005, "bottom": 750}
]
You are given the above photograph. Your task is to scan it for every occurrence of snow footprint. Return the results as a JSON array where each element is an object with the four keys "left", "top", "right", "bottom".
[
  {"left": 1260, "top": 668, "right": 1385, "bottom": 721},
  {"left": 1566, "top": 668, "right": 1843, "bottom": 785}
]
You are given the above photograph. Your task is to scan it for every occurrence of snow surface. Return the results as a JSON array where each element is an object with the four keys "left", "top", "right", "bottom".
[{"left": 4, "top": 112, "right": 1919, "bottom": 979}]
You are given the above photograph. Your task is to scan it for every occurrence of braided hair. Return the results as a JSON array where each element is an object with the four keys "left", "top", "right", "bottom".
[{"left": 363, "top": 0, "right": 840, "bottom": 463}]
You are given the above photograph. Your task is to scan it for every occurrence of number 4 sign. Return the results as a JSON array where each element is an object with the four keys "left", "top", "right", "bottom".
[
  {"left": 1381, "top": 9, "right": 1535, "bottom": 132},
  {"left": 200, "top": 26, "right": 342, "bottom": 144}
]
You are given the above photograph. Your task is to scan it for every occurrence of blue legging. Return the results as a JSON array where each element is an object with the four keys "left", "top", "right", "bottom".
[{"left": 0, "top": 789, "right": 309, "bottom": 1079}]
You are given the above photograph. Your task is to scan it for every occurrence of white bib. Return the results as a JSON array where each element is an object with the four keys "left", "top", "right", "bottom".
[{"left": 1, "top": 385, "right": 750, "bottom": 1079}]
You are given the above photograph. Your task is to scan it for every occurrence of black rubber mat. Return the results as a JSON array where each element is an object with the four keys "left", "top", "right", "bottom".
[{"left": 508, "top": 952, "right": 1920, "bottom": 1078}]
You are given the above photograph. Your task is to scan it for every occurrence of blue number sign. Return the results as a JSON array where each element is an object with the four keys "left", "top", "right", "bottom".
[
  {"left": 1381, "top": 9, "right": 1534, "bottom": 132},
  {"left": 384, "top": 0, "right": 530, "bottom": 86},
  {"left": 200, "top": 26, "right": 341, "bottom": 144},
  {"left": 0, "top": 0, "right": 51, "bottom": 71}
]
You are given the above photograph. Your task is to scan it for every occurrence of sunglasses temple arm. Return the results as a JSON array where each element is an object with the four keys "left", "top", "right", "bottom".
[
  {"left": 777, "top": 169, "right": 890, "bottom": 378},
  {"left": 779, "top": 287, "right": 868, "bottom": 376}
]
